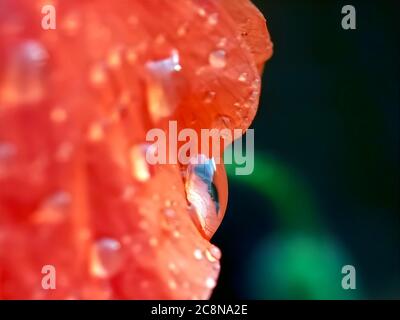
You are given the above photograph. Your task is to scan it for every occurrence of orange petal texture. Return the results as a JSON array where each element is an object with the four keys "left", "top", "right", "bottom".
[{"left": 0, "top": 0, "right": 272, "bottom": 299}]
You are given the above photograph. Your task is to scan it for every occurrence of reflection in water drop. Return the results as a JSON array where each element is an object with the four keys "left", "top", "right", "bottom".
[{"left": 184, "top": 154, "right": 228, "bottom": 240}]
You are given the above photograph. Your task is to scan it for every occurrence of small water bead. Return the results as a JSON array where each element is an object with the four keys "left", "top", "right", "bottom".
[
  {"left": 197, "top": 8, "right": 207, "bottom": 18},
  {"left": 207, "top": 13, "right": 219, "bottom": 26},
  {"left": 89, "top": 64, "right": 108, "bottom": 87},
  {"left": 168, "top": 262, "right": 178, "bottom": 273},
  {"left": 87, "top": 122, "right": 104, "bottom": 142},
  {"left": 238, "top": 72, "right": 248, "bottom": 83},
  {"left": 163, "top": 207, "right": 176, "bottom": 219},
  {"left": 55, "top": 142, "right": 74, "bottom": 162},
  {"left": 149, "top": 237, "right": 159, "bottom": 247},
  {"left": 122, "top": 185, "right": 135, "bottom": 201},
  {"left": 184, "top": 154, "right": 228, "bottom": 240},
  {"left": 0, "top": 40, "right": 48, "bottom": 106},
  {"left": 172, "top": 230, "right": 181, "bottom": 239},
  {"left": 129, "top": 144, "right": 152, "bottom": 182},
  {"left": 205, "top": 245, "right": 221, "bottom": 262},
  {"left": 203, "top": 91, "right": 216, "bottom": 104},
  {"left": 90, "top": 238, "right": 123, "bottom": 278},
  {"left": 125, "top": 48, "right": 138, "bottom": 65},
  {"left": 168, "top": 280, "right": 178, "bottom": 290},
  {"left": 146, "top": 50, "right": 182, "bottom": 123},
  {"left": 50, "top": 107, "right": 67, "bottom": 123},
  {"left": 217, "top": 38, "right": 228, "bottom": 48},
  {"left": 177, "top": 24, "right": 188, "bottom": 37},
  {"left": 107, "top": 48, "right": 122, "bottom": 69},
  {"left": 193, "top": 248, "right": 203, "bottom": 260},
  {"left": 205, "top": 277, "right": 217, "bottom": 289},
  {"left": 32, "top": 191, "right": 71, "bottom": 224},
  {"left": 0, "top": 143, "right": 17, "bottom": 161},
  {"left": 209, "top": 50, "right": 227, "bottom": 69},
  {"left": 61, "top": 13, "right": 81, "bottom": 36}
]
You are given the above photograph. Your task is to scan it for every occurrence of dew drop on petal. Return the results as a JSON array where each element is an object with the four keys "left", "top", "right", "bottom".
[
  {"left": 205, "top": 277, "right": 217, "bottom": 289},
  {"left": 90, "top": 238, "right": 123, "bottom": 278},
  {"left": 0, "top": 143, "right": 17, "bottom": 161},
  {"left": 238, "top": 72, "right": 248, "bottom": 83},
  {"left": 0, "top": 40, "right": 48, "bottom": 106},
  {"left": 205, "top": 245, "right": 222, "bottom": 262},
  {"left": 146, "top": 50, "right": 182, "bottom": 123},
  {"left": 89, "top": 64, "right": 107, "bottom": 87},
  {"left": 87, "top": 122, "right": 105, "bottom": 142},
  {"left": 184, "top": 154, "right": 228, "bottom": 240},
  {"left": 193, "top": 248, "right": 203, "bottom": 260},
  {"left": 50, "top": 107, "right": 67, "bottom": 123},
  {"left": 203, "top": 91, "right": 216, "bottom": 104},
  {"left": 129, "top": 144, "right": 152, "bottom": 182},
  {"left": 207, "top": 13, "right": 219, "bottom": 26},
  {"left": 209, "top": 50, "right": 227, "bottom": 69}
]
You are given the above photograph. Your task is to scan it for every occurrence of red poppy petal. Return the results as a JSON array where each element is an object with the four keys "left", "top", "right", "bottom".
[{"left": 0, "top": 0, "right": 270, "bottom": 299}]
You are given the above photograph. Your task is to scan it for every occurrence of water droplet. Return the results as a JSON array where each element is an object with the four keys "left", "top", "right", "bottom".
[
  {"left": 89, "top": 64, "right": 107, "bottom": 87},
  {"left": 177, "top": 24, "right": 188, "bottom": 37},
  {"left": 172, "top": 230, "right": 181, "bottom": 239},
  {"left": 217, "top": 38, "right": 228, "bottom": 48},
  {"left": 90, "top": 238, "right": 123, "bottom": 278},
  {"left": 32, "top": 191, "right": 71, "bottom": 224},
  {"left": 146, "top": 50, "right": 181, "bottom": 123},
  {"left": 198, "top": 8, "right": 207, "bottom": 17},
  {"left": 55, "top": 142, "right": 74, "bottom": 162},
  {"left": 122, "top": 185, "right": 135, "bottom": 201},
  {"left": 168, "top": 280, "right": 178, "bottom": 290},
  {"left": 205, "top": 277, "right": 216, "bottom": 289},
  {"left": 203, "top": 91, "right": 216, "bottom": 104},
  {"left": 184, "top": 154, "right": 228, "bottom": 240},
  {"left": 50, "top": 107, "right": 67, "bottom": 123},
  {"left": 129, "top": 145, "right": 152, "bottom": 182},
  {"left": 125, "top": 48, "right": 138, "bottom": 65},
  {"left": 62, "top": 13, "right": 81, "bottom": 36},
  {"left": 162, "top": 207, "right": 175, "bottom": 221},
  {"left": 0, "top": 143, "right": 17, "bottom": 160},
  {"left": 238, "top": 72, "right": 248, "bottom": 83},
  {"left": 193, "top": 249, "right": 203, "bottom": 260},
  {"left": 139, "top": 220, "right": 149, "bottom": 230},
  {"left": 87, "top": 122, "right": 104, "bottom": 142},
  {"left": 0, "top": 40, "right": 48, "bottom": 106},
  {"left": 209, "top": 50, "right": 227, "bottom": 69},
  {"left": 168, "top": 262, "right": 178, "bottom": 273},
  {"left": 205, "top": 245, "right": 222, "bottom": 262},
  {"left": 107, "top": 48, "right": 122, "bottom": 69},
  {"left": 149, "top": 237, "right": 159, "bottom": 247},
  {"left": 207, "top": 13, "right": 219, "bottom": 26}
]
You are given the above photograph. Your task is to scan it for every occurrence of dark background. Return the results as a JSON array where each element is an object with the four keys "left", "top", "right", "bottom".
[{"left": 212, "top": 0, "right": 399, "bottom": 299}]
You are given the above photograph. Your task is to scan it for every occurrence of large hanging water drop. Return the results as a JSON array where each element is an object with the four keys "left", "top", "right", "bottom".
[{"left": 184, "top": 154, "right": 228, "bottom": 240}]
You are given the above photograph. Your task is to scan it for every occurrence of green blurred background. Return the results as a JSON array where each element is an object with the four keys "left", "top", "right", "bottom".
[{"left": 211, "top": 0, "right": 399, "bottom": 300}]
